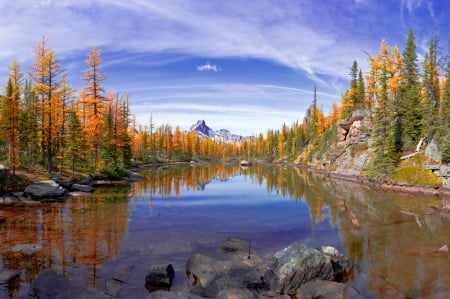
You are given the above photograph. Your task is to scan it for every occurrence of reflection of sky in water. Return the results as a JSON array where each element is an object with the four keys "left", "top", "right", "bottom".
[
  {"left": 128, "top": 174, "right": 328, "bottom": 247},
  {"left": 119, "top": 173, "right": 340, "bottom": 296}
]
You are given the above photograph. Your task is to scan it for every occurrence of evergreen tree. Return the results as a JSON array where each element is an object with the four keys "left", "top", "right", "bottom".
[
  {"left": 398, "top": 28, "right": 422, "bottom": 150},
  {"left": 422, "top": 37, "right": 440, "bottom": 139}
]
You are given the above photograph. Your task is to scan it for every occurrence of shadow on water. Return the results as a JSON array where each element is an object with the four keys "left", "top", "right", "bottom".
[{"left": 0, "top": 163, "right": 448, "bottom": 298}]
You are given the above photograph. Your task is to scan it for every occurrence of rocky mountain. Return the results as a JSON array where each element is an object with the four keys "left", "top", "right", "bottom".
[{"left": 189, "top": 120, "right": 250, "bottom": 143}]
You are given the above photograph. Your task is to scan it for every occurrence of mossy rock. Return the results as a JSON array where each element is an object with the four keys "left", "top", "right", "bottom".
[{"left": 392, "top": 166, "right": 442, "bottom": 187}]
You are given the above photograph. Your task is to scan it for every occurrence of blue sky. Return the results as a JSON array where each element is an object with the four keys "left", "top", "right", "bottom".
[{"left": 0, "top": 0, "right": 448, "bottom": 136}]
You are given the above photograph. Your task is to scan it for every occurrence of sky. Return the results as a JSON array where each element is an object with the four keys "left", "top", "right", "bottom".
[{"left": 0, "top": 0, "right": 449, "bottom": 136}]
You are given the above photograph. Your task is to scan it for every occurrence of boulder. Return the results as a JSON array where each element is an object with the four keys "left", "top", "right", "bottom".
[
  {"left": 186, "top": 238, "right": 267, "bottom": 296},
  {"left": 24, "top": 180, "right": 66, "bottom": 200},
  {"left": 71, "top": 183, "right": 94, "bottom": 193},
  {"left": 268, "top": 242, "right": 351, "bottom": 295},
  {"left": 216, "top": 287, "right": 259, "bottom": 299},
  {"left": 425, "top": 139, "right": 441, "bottom": 162},
  {"left": 29, "top": 269, "right": 109, "bottom": 299},
  {"left": 297, "top": 280, "right": 345, "bottom": 299},
  {"left": 123, "top": 172, "right": 145, "bottom": 182},
  {"left": 319, "top": 246, "right": 352, "bottom": 281},
  {"left": 147, "top": 290, "right": 204, "bottom": 299},
  {"left": 145, "top": 264, "right": 175, "bottom": 291}
]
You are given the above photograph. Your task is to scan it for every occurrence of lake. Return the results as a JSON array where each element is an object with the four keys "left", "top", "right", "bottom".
[{"left": 0, "top": 164, "right": 448, "bottom": 298}]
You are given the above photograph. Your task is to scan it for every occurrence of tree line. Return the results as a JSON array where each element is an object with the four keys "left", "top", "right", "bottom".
[
  {"left": 240, "top": 28, "right": 450, "bottom": 180},
  {"left": 0, "top": 38, "right": 249, "bottom": 177},
  {"left": 2, "top": 29, "right": 450, "bottom": 180}
]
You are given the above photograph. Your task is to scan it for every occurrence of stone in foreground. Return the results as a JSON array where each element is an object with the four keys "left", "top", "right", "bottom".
[
  {"left": 29, "top": 269, "right": 108, "bottom": 299},
  {"left": 145, "top": 264, "right": 175, "bottom": 291}
]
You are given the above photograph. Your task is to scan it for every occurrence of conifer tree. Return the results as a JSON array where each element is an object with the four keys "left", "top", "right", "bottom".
[
  {"left": 422, "top": 37, "right": 440, "bottom": 139},
  {"left": 1, "top": 60, "right": 23, "bottom": 175},
  {"left": 81, "top": 46, "right": 107, "bottom": 169},
  {"left": 398, "top": 28, "right": 422, "bottom": 150},
  {"left": 29, "top": 36, "right": 63, "bottom": 173}
]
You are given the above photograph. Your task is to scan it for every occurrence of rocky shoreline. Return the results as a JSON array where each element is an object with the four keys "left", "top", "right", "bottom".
[
  {"left": 18, "top": 237, "right": 359, "bottom": 299},
  {"left": 0, "top": 172, "right": 145, "bottom": 204}
]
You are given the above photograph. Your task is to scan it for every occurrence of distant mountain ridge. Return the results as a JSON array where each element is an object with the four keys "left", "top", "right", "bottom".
[{"left": 189, "top": 120, "right": 251, "bottom": 143}]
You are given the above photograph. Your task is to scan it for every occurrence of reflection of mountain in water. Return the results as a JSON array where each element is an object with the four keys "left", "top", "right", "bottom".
[{"left": 132, "top": 164, "right": 449, "bottom": 298}]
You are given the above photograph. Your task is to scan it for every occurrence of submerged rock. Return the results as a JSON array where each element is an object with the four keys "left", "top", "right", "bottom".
[{"left": 29, "top": 269, "right": 109, "bottom": 299}]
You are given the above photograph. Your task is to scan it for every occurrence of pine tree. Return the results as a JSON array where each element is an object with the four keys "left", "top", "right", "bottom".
[
  {"left": 398, "top": 28, "right": 422, "bottom": 150},
  {"left": 422, "top": 37, "right": 440, "bottom": 139},
  {"left": 20, "top": 80, "right": 39, "bottom": 169},
  {"left": 1, "top": 60, "right": 23, "bottom": 175}
]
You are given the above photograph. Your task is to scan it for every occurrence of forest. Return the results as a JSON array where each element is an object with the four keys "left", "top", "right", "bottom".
[{"left": 1, "top": 29, "right": 450, "bottom": 181}]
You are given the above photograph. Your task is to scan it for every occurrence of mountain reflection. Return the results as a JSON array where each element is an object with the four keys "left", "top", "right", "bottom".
[
  {"left": 130, "top": 163, "right": 448, "bottom": 298},
  {"left": 1, "top": 164, "right": 447, "bottom": 298}
]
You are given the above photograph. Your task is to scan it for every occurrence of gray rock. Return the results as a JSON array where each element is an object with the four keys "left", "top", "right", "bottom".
[
  {"left": 123, "top": 172, "right": 145, "bottom": 182},
  {"left": 147, "top": 290, "right": 178, "bottom": 299},
  {"left": 351, "top": 109, "right": 369, "bottom": 121},
  {"left": 0, "top": 269, "right": 19, "bottom": 285},
  {"left": 296, "top": 279, "right": 346, "bottom": 299},
  {"left": 186, "top": 251, "right": 266, "bottom": 296},
  {"left": 28, "top": 269, "right": 109, "bottom": 299},
  {"left": 218, "top": 236, "right": 249, "bottom": 254},
  {"left": 24, "top": 180, "right": 66, "bottom": 200},
  {"left": 55, "top": 179, "right": 72, "bottom": 189},
  {"left": 270, "top": 242, "right": 334, "bottom": 295},
  {"left": 71, "top": 183, "right": 94, "bottom": 193},
  {"left": 319, "top": 246, "right": 352, "bottom": 281},
  {"left": 145, "top": 264, "right": 175, "bottom": 291},
  {"left": 78, "top": 175, "right": 93, "bottom": 185},
  {"left": 216, "top": 287, "right": 259, "bottom": 299},
  {"left": 425, "top": 138, "right": 442, "bottom": 162},
  {"left": 147, "top": 290, "right": 204, "bottom": 299}
]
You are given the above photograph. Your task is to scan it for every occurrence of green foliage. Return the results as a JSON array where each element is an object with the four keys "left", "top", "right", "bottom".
[
  {"left": 365, "top": 152, "right": 399, "bottom": 181},
  {"left": 392, "top": 166, "right": 441, "bottom": 187},
  {"left": 441, "top": 138, "right": 450, "bottom": 163},
  {"left": 316, "top": 125, "right": 338, "bottom": 159}
]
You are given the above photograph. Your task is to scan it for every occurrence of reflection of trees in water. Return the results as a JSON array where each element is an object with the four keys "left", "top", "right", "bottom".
[
  {"left": 131, "top": 164, "right": 448, "bottom": 298},
  {"left": 321, "top": 178, "right": 448, "bottom": 298},
  {"left": 0, "top": 185, "right": 130, "bottom": 296}
]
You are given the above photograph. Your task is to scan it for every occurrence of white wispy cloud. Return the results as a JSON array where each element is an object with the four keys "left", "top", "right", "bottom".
[
  {"left": 197, "top": 62, "right": 220, "bottom": 72},
  {"left": 0, "top": 0, "right": 372, "bottom": 83}
]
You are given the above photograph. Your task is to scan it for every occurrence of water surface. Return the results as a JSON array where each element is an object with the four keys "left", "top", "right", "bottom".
[{"left": 0, "top": 164, "right": 448, "bottom": 298}]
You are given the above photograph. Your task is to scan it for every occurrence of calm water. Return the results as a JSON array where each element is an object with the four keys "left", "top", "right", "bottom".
[{"left": 0, "top": 164, "right": 448, "bottom": 298}]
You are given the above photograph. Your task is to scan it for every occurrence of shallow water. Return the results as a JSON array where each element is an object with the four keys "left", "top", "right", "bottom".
[{"left": 0, "top": 164, "right": 448, "bottom": 298}]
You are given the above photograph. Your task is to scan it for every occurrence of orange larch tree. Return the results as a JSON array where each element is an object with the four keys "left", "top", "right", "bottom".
[
  {"left": 81, "top": 46, "right": 107, "bottom": 169},
  {"left": 29, "top": 36, "right": 64, "bottom": 173}
]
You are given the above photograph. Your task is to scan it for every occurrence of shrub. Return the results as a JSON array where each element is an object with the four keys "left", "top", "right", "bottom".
[{"left": 392, "top": 166, "right": 441, "bottom": 187}]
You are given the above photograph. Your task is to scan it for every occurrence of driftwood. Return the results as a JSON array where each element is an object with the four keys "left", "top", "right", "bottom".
[{"left": 400, "top": 137, "right": 426, "bottom": 160}]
